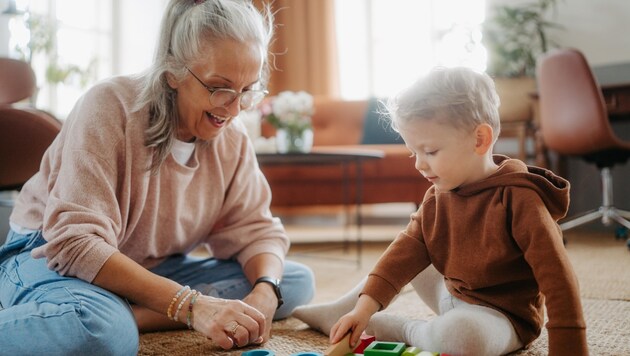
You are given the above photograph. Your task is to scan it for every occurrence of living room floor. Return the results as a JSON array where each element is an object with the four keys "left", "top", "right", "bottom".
[
  {"left": 281, "top": 203, "right": 627, "bottom": 300},
  {"left": 143, "top": 206, "right": 630, "bottom": 355}
]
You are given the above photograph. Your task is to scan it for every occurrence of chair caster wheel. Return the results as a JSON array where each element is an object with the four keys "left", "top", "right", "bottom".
[{"left": 615, "top": 226, "right": 628, "bottom": 240}]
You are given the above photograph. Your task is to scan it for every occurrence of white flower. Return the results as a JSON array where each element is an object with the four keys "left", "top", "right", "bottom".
[
  {"left": 272, "top": 91, "right": 314, "bottom": 121},
  {"left": 266, "top": 90, "right": 314, "bottom": 132}
]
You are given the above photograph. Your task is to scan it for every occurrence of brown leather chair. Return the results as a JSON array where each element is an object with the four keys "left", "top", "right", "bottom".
[
  {"left": 0, "top": 58, "right": 61, "bottom": 206},
  {"left": 536, "top": 48, "right": 630, "bottom": 238}
]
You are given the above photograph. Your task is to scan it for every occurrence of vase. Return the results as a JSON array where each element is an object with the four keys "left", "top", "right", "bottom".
[{"left": 276, "top": 127, "right": 313, "bottom": 153}]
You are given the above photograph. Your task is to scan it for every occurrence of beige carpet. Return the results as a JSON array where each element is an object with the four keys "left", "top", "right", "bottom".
[{"left": 139, "top": 228, "right": 630, "bottom": 355}]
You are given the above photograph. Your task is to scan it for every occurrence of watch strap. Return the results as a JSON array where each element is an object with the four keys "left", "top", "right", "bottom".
[{"left": 254, "top": 276, "right": 284, "bottom": 309}]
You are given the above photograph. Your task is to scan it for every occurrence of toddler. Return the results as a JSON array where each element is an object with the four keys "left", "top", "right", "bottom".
[{"left": 293, "top": 67, "right": 587, "bottom": 355}]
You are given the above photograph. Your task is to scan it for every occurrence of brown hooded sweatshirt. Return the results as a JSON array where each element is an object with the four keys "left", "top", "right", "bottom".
[{"left": 362, "top": 155, "right": 587, "bottom": 355}]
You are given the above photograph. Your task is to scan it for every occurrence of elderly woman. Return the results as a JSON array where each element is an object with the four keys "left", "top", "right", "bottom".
[{"left": 0, "top": 0, "right": 315, "bottom": 353}]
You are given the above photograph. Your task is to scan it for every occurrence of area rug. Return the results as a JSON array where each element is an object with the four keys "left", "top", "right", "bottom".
[
  {"left": 139, "top": 292, "right": 630, "bottom": 356},
  {"left": 139, "top": 229, "right": 630, "bottom": 355}
]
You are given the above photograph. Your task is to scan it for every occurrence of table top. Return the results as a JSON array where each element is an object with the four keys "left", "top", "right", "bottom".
[
  {"left": 592, "top": 62, "right": 630, "bottom": 88},
  {"left": 256, "top": 147, "right": 384, "bottom": 165}
]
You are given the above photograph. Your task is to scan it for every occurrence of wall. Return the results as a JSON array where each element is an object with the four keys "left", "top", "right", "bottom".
[{"left": 488, "top": 0, "right": 630, "bottom": 66}]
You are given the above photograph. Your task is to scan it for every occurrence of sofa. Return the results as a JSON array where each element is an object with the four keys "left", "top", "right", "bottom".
[{"left": 259, "top": 97, "right": 431, "bottom": 208}]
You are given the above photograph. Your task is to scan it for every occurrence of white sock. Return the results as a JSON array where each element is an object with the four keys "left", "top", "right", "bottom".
[
  {"left": 365, "top": 313, "right": 417, "bottom": 343},
  {"left": 292, "top": 277, "right": 366, "bottom": 335}
]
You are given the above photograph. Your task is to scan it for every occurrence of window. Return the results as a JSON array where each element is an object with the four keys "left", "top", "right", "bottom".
[
  {"left": 335, "top": 0, "right": 486, "bottom": 99},
  {"left": 10, "top": 0, "right": 112, "bottom": 118}
]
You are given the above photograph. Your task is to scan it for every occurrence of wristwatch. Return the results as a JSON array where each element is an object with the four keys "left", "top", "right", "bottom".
[{"left": 254, "top": 276, "right": 284, "bottom": 309}]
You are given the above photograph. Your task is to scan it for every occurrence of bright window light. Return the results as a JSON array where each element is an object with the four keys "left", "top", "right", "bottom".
[
  {"left": 12, "top": 0, "right": 112, "bottom": 119},
  {"left": 335, "top": 0, "right": 486, "bottom": 99}
]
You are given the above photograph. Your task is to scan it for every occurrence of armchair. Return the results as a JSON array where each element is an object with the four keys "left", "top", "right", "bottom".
[{"left": 0, "top": 58, "right": 61, "bottom": 207}]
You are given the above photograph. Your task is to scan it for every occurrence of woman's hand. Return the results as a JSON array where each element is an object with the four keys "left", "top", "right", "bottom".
[
  {"left": 243, "top": 282, "right": 279, "bottom": 342},
  {"left": 187, "top": 295, "right": 266, "bottom": 349}
]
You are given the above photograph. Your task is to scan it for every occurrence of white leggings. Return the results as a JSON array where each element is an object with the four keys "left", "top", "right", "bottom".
[{"left": 404, "top": 265, "right": 524, "bottom": 355}]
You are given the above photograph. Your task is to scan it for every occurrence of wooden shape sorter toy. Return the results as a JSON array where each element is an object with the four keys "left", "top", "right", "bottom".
[{"left": 363, "top": 341, "right": 406, "bottom": 356}]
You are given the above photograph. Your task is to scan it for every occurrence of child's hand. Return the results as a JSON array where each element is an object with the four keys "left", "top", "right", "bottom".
[
  {"left": 329, "top": 295, "right": 381, "bottom": 348},
  {"left": 329, "top": 310, "right": 368, "bottom": 348}
]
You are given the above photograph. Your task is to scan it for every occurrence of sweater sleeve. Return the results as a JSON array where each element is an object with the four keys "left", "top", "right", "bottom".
[
  {"left": 363, "top": 212, "right": 431, "bottom": 309},
  {"left": 29, "top": 83, "right": 127, "bottom": 282},
  {"left": 204, "top": 127, "right": 289, "bottom": 267},
  {"left": 510, "top": 188, "right": 587, "bottom": 355}
]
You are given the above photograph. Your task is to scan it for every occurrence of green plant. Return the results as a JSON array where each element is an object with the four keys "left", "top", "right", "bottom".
[
  {"left": 483, "top": 0, "right": 562, "bottom": 77},
  {"left": 14, "top": 13, "right": 96, "bottom": 87}
]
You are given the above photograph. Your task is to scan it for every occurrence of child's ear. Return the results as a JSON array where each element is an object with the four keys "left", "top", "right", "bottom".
[{"left": 474, "top": 124, "right": 494, "bottom": 155}]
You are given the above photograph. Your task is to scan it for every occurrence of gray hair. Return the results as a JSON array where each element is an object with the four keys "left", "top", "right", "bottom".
[
  {"left": 134, "top": 0, "right": 274, "bottom": 173},
  {"left": 386, "top": 67, "right": 501, "bottom": 140}
]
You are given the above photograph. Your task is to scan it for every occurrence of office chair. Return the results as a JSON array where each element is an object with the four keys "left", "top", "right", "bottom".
[
  {"left": 536, "top": 48, "right": 630, "bottom": 244},
  {"left": 0, "top": 58, "right": 62, "bottom": 207}
]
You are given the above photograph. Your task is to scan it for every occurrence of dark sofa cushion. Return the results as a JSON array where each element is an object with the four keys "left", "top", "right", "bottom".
[{"left": 360, "top": 97, "right": 403, "bottom": 145}]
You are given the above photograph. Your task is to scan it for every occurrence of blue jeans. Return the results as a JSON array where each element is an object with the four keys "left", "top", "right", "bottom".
[{"left": 0, "top": 230, "right": 315, "bottom": 355}]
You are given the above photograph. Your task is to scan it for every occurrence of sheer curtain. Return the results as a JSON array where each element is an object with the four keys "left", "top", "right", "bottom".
[{"left": 335, "top": 0, "right": 487, "bottom": 99}]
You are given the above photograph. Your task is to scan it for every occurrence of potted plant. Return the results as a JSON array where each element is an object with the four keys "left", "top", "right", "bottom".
[
  {"left": 12, "top": 12, "right": 97, "bottom": 107},
  {"left": 482, "top": 0, "right": 563, "bottom": 165},
  {"left": 483, "top": 0, "right": 562, "bottom": 78}
]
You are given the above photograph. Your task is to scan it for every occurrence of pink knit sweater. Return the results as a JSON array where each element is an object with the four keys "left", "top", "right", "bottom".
[{"left": 10, "top": 76, "right": 289, "bottom": 282}]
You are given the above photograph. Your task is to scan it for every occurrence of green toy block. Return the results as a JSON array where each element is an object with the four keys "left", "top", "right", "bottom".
[
  {"left": 401, "top": 346, "right": 422, "bottom": 356},
  {"left": 363, "top": 341, "right": 406, "bottom": 356}
]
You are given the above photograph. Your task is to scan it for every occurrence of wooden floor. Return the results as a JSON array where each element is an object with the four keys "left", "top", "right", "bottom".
[{"left": 288, "top": 240, "right": 390, "bottom": 303}]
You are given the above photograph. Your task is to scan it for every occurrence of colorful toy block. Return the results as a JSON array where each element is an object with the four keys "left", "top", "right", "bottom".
[
  {"left": 325, "top": 333, "right": 354, "bottom": 356},
  {"left": 417, "top": 352, "right": 438, "bottom": 356},
  {"left": 290, "top": 353, "right": 323, "bottom": 356},
  {"left": 363, "top": 341, "right": 406, "bottom": 356},
  {"left": 401, "top": 346, "right": 422, "bottom": 356},
  {"left": 241, "top": 349, "right": 275, "bottom": 356},
  {"left": 353, "top": 333, "right": 376, "bottom": 354}
]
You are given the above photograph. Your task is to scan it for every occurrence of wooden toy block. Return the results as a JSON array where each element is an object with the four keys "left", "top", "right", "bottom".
[
  {"left": 417, "top": 352, "right": 438, "bottom": 356},
  {"left": 363, "top": 341, "right": 406, "bottom": 356},
  {"left": 353, "top": 334, "right": 376, "bottom": 354},
  {"left": 241, "top": 349, "right": 275, "bottom": 356},
  {"left": 325, "top": 333, "right": 354, "bottom": 356},
  {"left": 401, "top": 346, "right": 422, "bottom": 356}
]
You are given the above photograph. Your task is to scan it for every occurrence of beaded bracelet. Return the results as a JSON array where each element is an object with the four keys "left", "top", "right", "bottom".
[
  {"left": 187, "top": 291, "right": 201, "bottom": 329},
  {"left": 174, "top": 289, "right": 195, "bottom": 322},
  {"left": 166, "top": 286, "right": 190, "bottom": 320}
]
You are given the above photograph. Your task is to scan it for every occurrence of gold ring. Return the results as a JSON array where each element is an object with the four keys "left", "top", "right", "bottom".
[{"left": 225, "top": 321, "right": 239, "bottom": 335}]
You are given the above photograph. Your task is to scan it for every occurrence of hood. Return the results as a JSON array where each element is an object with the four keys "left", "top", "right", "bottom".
[{"left": 455, "top": 155, "right": 570, "bottom": 220}]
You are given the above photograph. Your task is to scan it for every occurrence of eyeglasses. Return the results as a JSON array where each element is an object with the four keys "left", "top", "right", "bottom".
[{"left": 185, "top": 67, "right": 268, "bottom": 111}]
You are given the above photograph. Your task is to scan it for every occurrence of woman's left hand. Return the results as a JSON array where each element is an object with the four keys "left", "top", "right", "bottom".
[{"left": 243, "top": 283, "right": 278, "bottom": 342}]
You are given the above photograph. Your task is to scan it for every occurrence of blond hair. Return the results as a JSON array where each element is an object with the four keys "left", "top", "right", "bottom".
[{"left": 387, "top": 67, "right": 501, "bottom": 140}]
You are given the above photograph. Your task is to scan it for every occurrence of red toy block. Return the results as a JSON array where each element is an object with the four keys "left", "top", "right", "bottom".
[{"left": 353, "top": 334, "right": 376, "bottom": 354}]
